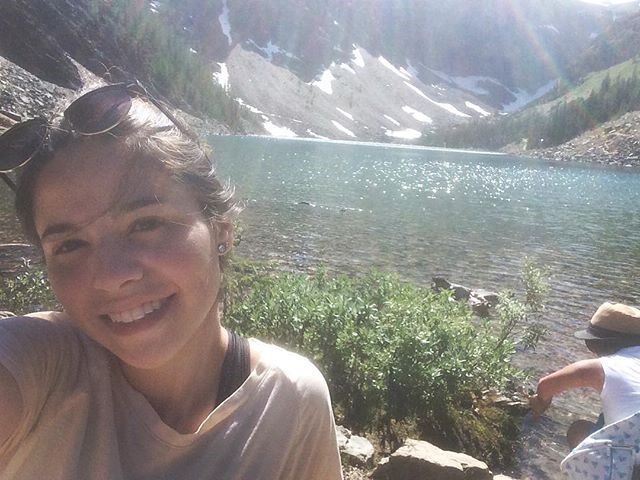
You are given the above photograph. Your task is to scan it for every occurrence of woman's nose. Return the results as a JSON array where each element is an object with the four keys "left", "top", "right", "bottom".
[{"left": 91, "top": 238, "right": 143, "bottom": 292}]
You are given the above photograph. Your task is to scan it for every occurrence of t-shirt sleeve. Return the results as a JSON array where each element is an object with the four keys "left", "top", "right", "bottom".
[
  {"left": 0, "top": 315, "right": 80, "bottom": 456},
  {"left": 286, "top": 357, "right": 344, "bottom": 480}
]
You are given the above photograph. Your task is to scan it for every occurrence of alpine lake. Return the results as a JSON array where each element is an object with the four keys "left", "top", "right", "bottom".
[{"left": 2, "top": 135, "right": 640, "bottom": 479}]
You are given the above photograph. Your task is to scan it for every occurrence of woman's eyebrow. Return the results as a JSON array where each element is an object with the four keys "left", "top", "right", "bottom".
[
  {"left": 117, "top": 196, "right": 166, "bottom": 214},
  {"left": 41, "top": 222, "right": 80, "bottom": 241},
  {"left": 41, "top": 196, "right": 167, "bottom": 241}
]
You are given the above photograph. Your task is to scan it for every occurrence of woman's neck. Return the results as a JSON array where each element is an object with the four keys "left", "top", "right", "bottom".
[{"left": 119, "top": 321, "right": 229, "bottom": 434}]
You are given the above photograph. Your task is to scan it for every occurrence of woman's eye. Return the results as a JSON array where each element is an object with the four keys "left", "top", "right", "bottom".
[
  {"left": 131, "top": 217, "right": 165, "bottom": 233},
  {"left": 53, "top": 239, "right": 86, "bottom": 255}
]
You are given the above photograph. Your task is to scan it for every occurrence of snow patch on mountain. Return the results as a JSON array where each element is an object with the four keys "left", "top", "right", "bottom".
[
  {"left": 246, "top": 40, "right": 298, "bottom": 62},
  {"left": 352, "top": 47, "right": 365, "bottom": 68},
  {"left": 379, "top": 56, "right": 412, "bottom": 81},
  {"left": 503, "top": 79, "right": 556, "bottom": 112},
  {"left": 336, "top": 107, "right": 354, "bottom": 121},
  {"left": 307, "top": 130, "right": 329, "bottom": 139},
  {"left": 429, "top": 70, "right": 502, "bottom": 96},
  {"left": 431, "top": 69, "right": 556, "bottom": 113},
  {"left": 236, "top": 97, "right": 264, "bottom": 115},
  {"left": 332, "top": 120, "right": 356, "bottom": 137},
  {"left": 213, "top": 63, "right": 229, "bottom": 91},
  {"left": 219, "top": 0, "right": 232, "bottom": 45},
  {"left": 264, "top": 120, "right": 297, "bottom": 137},
  {"left": 312, "top": 67, "right": 336, "bottom": 95},
  {"left": 385, "top": 128, "right": 422, "bottom": 140},
  {"left": 465, "top": 101, "right": 491, "bottom": 116},
  {"left": 402, "top": 106, "right": 433, "bottom": 123},
  {"left": 384, "top": 115, "right": 401, "bottom": 126},
  {"left": 340, "top": 63, "right": 356, "bottom": 74},
  {"left": 404, "top": 81, "right": 471, "bottom": 118}
]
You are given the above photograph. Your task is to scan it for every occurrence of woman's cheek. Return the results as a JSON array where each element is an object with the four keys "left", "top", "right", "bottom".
[{"left": 45, "top": 250, "right": 92, "bottom": 293}]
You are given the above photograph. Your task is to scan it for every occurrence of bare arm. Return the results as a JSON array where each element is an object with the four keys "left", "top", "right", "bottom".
[{"left": 530, "top": 359, "right": 604, "bottom": 417}]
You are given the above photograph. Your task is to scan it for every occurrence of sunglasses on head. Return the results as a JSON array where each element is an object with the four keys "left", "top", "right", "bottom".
[{"left": 0, "top": 82, "right": 198, "bottom": 192}]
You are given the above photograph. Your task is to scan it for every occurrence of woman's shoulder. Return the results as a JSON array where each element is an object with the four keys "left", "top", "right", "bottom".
[
  {"left": 0, "top": 311, "right": 78, "bottom": 340},
  {"left": 0, "top": 311, "right": 88, "bottom": 373},
  {"left": 248, "top": 339, "right": 330, "bottom": 399}
]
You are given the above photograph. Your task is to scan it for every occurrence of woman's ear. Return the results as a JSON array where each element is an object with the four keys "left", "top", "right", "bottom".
[{"left": 214, "top": 221, "right": 234, "bottom": 256}]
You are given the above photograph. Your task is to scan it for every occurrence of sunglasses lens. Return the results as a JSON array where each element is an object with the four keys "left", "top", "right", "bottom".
[
  {"left": 64, "top": 85, "right": 132, "bottom": 134},
  {"left": 0, "top": 119, "right": 47, "bottom": 172}
]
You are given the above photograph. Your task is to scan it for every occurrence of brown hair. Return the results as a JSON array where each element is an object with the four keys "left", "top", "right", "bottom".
[{"left": 15, "top": 97, "right": 241, "bottom": 255}]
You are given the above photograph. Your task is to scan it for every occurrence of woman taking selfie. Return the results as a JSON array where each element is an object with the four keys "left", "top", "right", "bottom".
[{"left": 0, "top": 83, "right": 343, "bottom": 479}]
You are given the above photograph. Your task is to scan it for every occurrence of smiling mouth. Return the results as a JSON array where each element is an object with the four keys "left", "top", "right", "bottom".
[{"left": 105, "top": 297, "right": 171, "bottom": 324}]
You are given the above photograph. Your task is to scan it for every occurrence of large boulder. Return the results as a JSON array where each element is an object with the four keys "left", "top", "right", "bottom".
[{"left": 371, "top": 439, "right": 492, "bottom": 480}]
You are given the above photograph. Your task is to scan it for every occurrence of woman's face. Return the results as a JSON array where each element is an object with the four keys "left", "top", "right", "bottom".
[{"left": 31, "top": 138, "right": 231, "bottom": 370}]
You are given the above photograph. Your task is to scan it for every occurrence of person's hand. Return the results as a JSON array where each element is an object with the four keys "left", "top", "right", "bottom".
[{"left": 529, "top": 393, "right": 552, "bottom": 419}]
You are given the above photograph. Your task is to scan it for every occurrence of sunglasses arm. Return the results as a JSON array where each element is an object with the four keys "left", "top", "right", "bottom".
[{"left": 1, "top": 173, "right": 17, "bottom": 192}]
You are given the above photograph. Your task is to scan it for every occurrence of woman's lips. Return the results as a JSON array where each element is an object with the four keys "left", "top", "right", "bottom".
[
  {"left": 108, "top": 298, "right": 167, "bottom": 323},
  {"left": 100, "top": 295, "right": 174, "bottom": 335}
]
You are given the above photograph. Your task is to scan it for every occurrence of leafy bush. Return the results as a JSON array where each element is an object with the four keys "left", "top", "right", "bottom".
[
  {"left": 224, "top": 260, "right": 548, "bottom": 462},
  {"left": 0, "top": 262, "right": 58, "bottom": 314}
]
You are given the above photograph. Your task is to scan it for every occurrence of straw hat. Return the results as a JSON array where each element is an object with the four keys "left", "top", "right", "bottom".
[{"left": 574, "top": 302, "right": 640, "bottom": 341}]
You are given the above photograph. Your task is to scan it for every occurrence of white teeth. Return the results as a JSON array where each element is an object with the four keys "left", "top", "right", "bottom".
[{"left": 108, "top": 299, "right": 166, "bottom": 324}]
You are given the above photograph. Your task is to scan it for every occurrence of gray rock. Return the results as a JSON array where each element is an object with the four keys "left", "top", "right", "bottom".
[
  {"left": 336, "top": 426, "right": 375, "bottom": 468},
  {"left": 472, "top": 289, "right": 500, "bottom": 306},
  {"left": 432, "top": 277, "right": 471, "bottom": 300},
  {"left": 336, "top": 425, "right": 350, "bottom": 450},
  {"left": 449, "top": 451, "right": 492, "bottom": 480},
  {"left": 372, "top": 439, "right": 493, "bottom": 480}
]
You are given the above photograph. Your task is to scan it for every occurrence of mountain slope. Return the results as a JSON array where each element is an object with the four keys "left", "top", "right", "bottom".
[
  {"left": 0, "top": 0, "right": 637, "bottom": 143},
  {"left": 225, "top": 45, "right": 494, "bottom": 140}
]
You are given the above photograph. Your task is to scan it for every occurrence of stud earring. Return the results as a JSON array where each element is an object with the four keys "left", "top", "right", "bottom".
[{"left": 217, "top": 243, "right": 227, "bottom": 255}]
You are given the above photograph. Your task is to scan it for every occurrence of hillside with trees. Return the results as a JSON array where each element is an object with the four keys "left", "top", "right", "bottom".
[
  {"left": 425, "top": 59, "right": 640, "bottom": 151},
  {"left": 424, "top": 11, "right": 640, "bottom": 155}
]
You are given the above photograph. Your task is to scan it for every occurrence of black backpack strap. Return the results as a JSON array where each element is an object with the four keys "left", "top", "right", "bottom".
[{"left": 215, "top": 330, "right": 251, "bottom": 407}]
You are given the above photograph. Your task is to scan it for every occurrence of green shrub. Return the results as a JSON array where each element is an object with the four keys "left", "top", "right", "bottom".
[
  {"left": 224, "top": 260, "right": 548, "bottom": 463},
  {"left": 0, "top": 262, "right": 58, "bottom": 314}
]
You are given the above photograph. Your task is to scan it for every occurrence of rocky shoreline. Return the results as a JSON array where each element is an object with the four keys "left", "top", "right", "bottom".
[{"left": 503, "top": 110, "right": 640, "bottom": 168}]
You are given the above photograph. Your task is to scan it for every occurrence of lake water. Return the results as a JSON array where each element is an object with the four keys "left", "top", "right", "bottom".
[
  {"left": 210, "top": 135, "right": 640, "bottom": 479},
  {"left": 2, "top": 135, "right": 640, "bottom": 478}
]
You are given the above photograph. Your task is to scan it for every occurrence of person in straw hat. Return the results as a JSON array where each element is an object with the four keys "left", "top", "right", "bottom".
[{"left": 530, "top": 302, "right": 640, "bottom": 448}]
